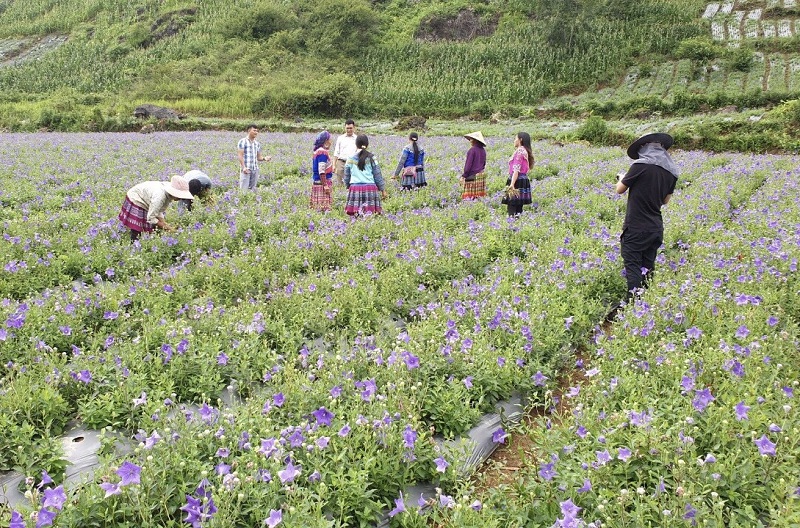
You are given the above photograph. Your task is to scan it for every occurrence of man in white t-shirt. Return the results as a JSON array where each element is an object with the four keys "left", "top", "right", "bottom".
[{"left": 332, "top": 119, "right": 357, "bottom": 185}]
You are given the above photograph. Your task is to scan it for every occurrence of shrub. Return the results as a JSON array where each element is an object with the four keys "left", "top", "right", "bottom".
[
  {"left": 726, "top": 46, "right": 754, "bottom": 72},
  {"left": 575, "top": 115, "right": 609, "bottom": 143},
  {"left": 676, "top": 37, "right": 720, "bottom": 61}
]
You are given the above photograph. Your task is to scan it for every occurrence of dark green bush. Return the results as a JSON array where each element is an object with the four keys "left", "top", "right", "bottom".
[
  {"left": 676, "top": 37, "right": 720, "bottom": 61},
  {"left": 725, "top": 46, "right": 754, "bottom": 72},
  {"left": 575, "top": 115, "right": 609, "bottom": 142}
]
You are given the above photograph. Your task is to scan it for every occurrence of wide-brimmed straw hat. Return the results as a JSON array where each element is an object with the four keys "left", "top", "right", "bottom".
[
  {"left": 627, "top": 133, "right": 674, "bottom": 160},
  {"left": 164, "top": 175, "right": 194, "bottom": 200},
  {"left": 464, "top": 131, "right": 486, "bottom": 146}
]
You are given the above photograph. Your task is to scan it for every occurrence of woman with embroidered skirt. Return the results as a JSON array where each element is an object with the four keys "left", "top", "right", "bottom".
[
  {"left": 393, "top": 132, "right": 427, "bottom": 190},
  {"left": 461, "top": 131, "right": 487, "bottom": 200},
  {"left": 344, "top": 134, "right": 387, "bottom": 216},
  {"left": 501, "top": 132, "right": 534, "bottom": 216},
  {"left": 310, "top": 131, "right": 334, "bottom": 211},
  {"left": 118, "top": 175, "right": 195, "bottom": 242}
]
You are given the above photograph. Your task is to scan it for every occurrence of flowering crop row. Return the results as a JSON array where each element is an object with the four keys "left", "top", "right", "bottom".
[
  {"left": 418, "top": 154, "right": 800, "bottom": 526},
  {"left": 1, "top": 133, "right": 797, "bottom": 527}
]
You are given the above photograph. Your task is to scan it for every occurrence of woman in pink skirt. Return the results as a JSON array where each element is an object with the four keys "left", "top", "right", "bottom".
[{"left": 118, "top": 175, "right": 194, "bottom": 242}]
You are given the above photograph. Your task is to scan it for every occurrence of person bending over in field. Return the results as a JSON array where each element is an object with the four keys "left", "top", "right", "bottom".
[
  {"left": 118, "top": 175, "right": 194, "bottom": 242},
  {"left": 614, "top": 132, "right": 678, "bottom": 308},
  {"left": 180, "top": 170, "right": 213, "bottom": 212},
  {"left": 343, "top": 134, "right": 387, "bottom": 216}
]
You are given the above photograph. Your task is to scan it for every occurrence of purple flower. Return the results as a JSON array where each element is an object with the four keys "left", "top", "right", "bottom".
[
  {"left": 42, "top": 485, "right": 66, "bottom": 511},
  {"left": 492, "top": 427, "right": 507, "bottom": 444},
  {"left": 288, "top": 430, "right": 305, "bottom": 448},
  {"left": 769, "top": 423, "right": 782, "bottom": 433},
  {"left": 330, "top": 385, "right": 342, "bottom": 398},
  {"left": 99, "top": 482, "right": 121, "bottom": 497},
  {"left": 576, "top": 425, "right": 588, "bottom": 438},
  {"left": 312, "top": 407, "right": 334, "bottom": 427},
  {"left": 565, "top": 386, "right": 580, "bottom": 398},
  {"left": 692, "top": 388, "right": 715, "bottom": 412},
  {"left": 684, "top": 503, "right": 697, "bottom": 525},
  {"left": 38, "top": 470, "right": 53, "bottom": 489},
  {"left": 754, "top": 434, "right": 777, "bottom": 456},
  {"left": 438, "top": 494, "right": 455, "bottom": 508},
  {"left": 783, "top": 386, "right": 794, "bottom": 398},
  {"left": 618, "top": 447, "right": 632, "bottom": 462},
  {"left": 404, "top": 353, "right": 420, "bottom": 370},
  {"left": 35, "top": 508, "right": 57, "bottom": 528},
  {"left": 278, "top": 460, "right": 301, "bottom": 483},
  {"left": 10, "top": 511, "right": 26, "bottom": 528},
  {"left": 338, "top": 424, "right": 351, "bottom": 437},
  {"left": 767, "top": 316, "right": 779, "bottom": 326},
  {"left": 273, "top": 393, "right": 285, "bottom": 407},
  {"left": 532, "top": 371, "right": 549, "bottom": 387},
  {"left": 388, "top": 495, "right": 406, "bottom": 517},
  {"left": 402, "top": 425, "right": 417, "bottom": 448},
  {"left": 595, "top": 450, "right": 612, "bottom": 465},
  {"left": 144, "top": 431, "right": 161, "bottom": 449},
  {"left": 216, "top": 353, "right": 228, "bottom": 365},
  {"left": 216, "top": 448, "right": 230, "bottom": 458},
  {"left": 629, "top": 409, "right": 653, "bottom": 427},
  {"left": 577, "top": 478, "right": 592, "bottom": 493},
  {"left": 686, "top": 326, "right": 703, "bottom": 340},
  {"left": 116, "top": 461, "right": 141, "bottom": 486},
  {"left": 538, "top": 462, "right": 557, "bottom": 481},
  {"left": 463, "top": 376, "right": 473, "bottom": 389},
  {"left": 734, "top": 401, "right": 750, "bottom": 421},
  {"left": 316, "top": 436, "right": 330, "bottom": 449},
  {"left": 264, "top": 509, "right": 282, "bottom": 527},
  {"left": 434, "top": 456, "right": 449, "bottom": 473},
  {"left": 73, "top": 370, "right": 92, "bottom": 384},
  {"left": 734, "top": 325, "right": 749, "bottom": 339},
  {"left": 132, "top": 391, "right": 147, "bottom": 407},
  {"left": 258, "top": 438, "right": 278, "bottom": 457},
  {"left": 199, "top": 403, "right": 216, "bottom": 423}
]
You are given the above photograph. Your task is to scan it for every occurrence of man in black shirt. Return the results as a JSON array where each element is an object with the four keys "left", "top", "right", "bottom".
[{"left": 615, "top": 133, "right": 678, "bottom": 302}]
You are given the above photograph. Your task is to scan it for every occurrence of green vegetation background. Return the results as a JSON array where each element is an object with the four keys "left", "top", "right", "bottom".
[{"left": 0, "top": 0, "right": 799, "bottom": 152}]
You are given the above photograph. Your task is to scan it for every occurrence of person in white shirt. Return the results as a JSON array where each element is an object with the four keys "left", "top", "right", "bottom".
[{"left": 332, "top": 119, "right": 357, "bottom": 185}]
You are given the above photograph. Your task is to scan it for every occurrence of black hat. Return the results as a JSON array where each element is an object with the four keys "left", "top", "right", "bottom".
[
  {"left": 627, "top": 133, "right": 674, "bottom": 160},
  {"left": 188, "top": 179, "right": 203, "bottom": 196}
]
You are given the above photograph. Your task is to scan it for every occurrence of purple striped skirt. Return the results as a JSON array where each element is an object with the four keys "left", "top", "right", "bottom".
[
  {"left": 345, "top": 183, "right": 382, "bottom": 216},
  {"left": 118, "top": 197, "right": 154, "bottom": 233}
]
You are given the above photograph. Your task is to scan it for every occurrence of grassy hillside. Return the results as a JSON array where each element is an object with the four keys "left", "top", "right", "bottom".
[
  {"left": 0, "top": 0, "right": 798, "bottom": 152},
  {"left": 0, "top": 1, "right": 704, "bottom": 117}
]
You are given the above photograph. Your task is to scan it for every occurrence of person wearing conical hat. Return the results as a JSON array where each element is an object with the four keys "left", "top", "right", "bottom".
[
  {"left": 118, "top": 175, "right": 194, "bottom": 243},
  {"left": 615, "top": 132, "right": 679, "bottom": 305},
  {"left": 461, "top": 131, "right": 487, "bottom": 200}
]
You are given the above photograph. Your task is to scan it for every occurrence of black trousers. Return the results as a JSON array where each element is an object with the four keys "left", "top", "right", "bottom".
[{"left": 620, "top": 229, "right": 662, "bottom": 295}]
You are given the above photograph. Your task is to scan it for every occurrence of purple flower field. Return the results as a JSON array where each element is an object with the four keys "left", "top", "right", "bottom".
[{"left": 0, "top": 132, "right": 798, "bottom": 527}]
